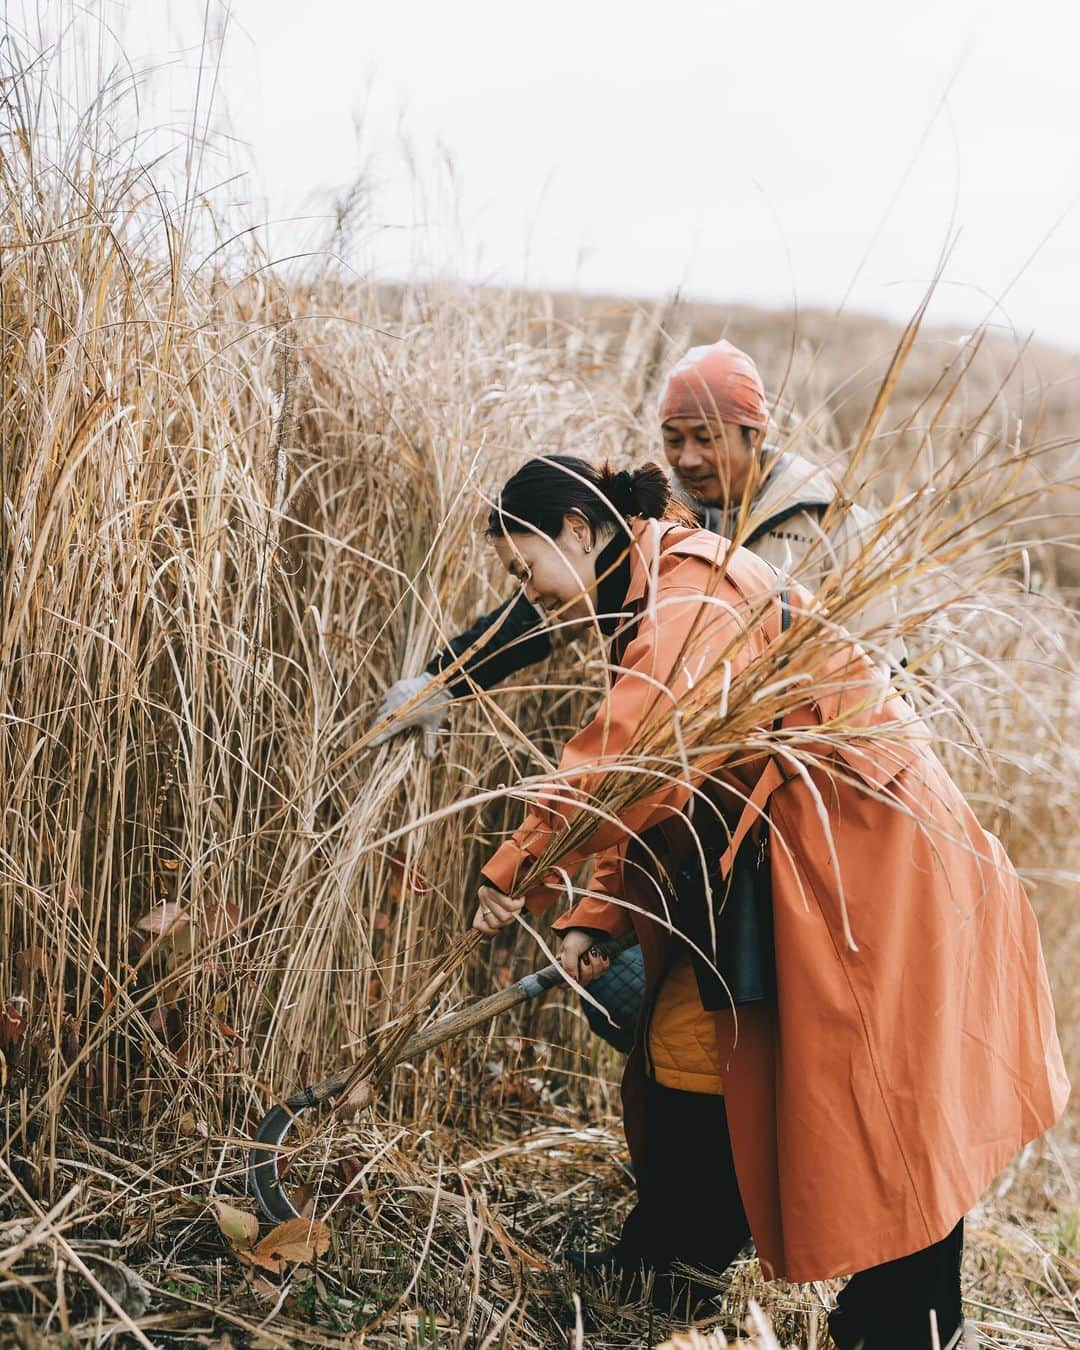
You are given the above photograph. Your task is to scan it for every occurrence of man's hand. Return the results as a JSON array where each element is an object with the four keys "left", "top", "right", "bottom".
[
  {"left": 369, "top": 673, "right": 452, "bottom": 758},
  {"left": 472, "top": 884, "right": 525, "bottom": 937},
  {"left": 558, "top": 929, "right": 611, "bottom": 985}
]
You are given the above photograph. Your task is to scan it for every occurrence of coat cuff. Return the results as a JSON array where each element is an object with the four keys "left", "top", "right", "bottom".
[
  {"left": 480, "top": 843, "right": 566, "bottom": 915},
  {"left": 480, "top": 840, "right": 531, "bottom": 895}
]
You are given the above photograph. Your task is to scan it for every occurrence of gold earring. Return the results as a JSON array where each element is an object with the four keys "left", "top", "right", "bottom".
[{"left": 584, "top": 543, "right": 592, "bottom": 554}]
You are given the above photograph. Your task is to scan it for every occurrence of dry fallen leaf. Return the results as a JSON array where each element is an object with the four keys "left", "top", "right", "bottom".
[
  {"left": 203, "top": 902, "right": 241, "bottom": 936},
  {"left": 240, "top": 1217, "right": 331, "bottom": 1273},
  {"left": 388, "top": 849, "right": 432, "bottom": 895},
  {"left": 137, "top": 902, "right": 189, "bottom": 938},
  {"left": 213, "top": 1016, "right": 241, "bottom": 1041},
  {"left": 290, "top": 1184, "right": 317, "bottom": 1219},
  {"left": 334, "top": 1075, "right": 374, "bottom": 1122},
  {"left": 214, "top": 1200, "right": 259, "bottom": 1254},
  {"left": 0, "top": 998, "right": 28, "bottom": 1050}
]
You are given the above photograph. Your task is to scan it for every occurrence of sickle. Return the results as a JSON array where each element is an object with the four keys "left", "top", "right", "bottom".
[{"left": 249, "top": 933, "right": 636, "bottom": 1222}]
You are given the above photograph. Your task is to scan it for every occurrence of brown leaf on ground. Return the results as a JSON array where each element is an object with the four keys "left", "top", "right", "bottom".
[
  {"left": 0, "top": 997, "right": 28, "bottom": 1046},
  {"left": 137, "top": 902, "right": 189, "bottom": 937},
  {"left": 212, "top": 1016, "right": 242, "bottom": 1041},
  {"left": 334, "top": 1075, "right": 375, "bottom": 1122},
  {"left": 290, "top": 1183, "right": 317, "bottom": 1218},
  {"left": 214, "top": 1200, "right": 259, "bottom": 1253},
  {"left": 203, "top": 902, "right": 241, "bottom": 935},
  {"left": 59, "top": 1012, "right": 80, "bottom": 1063},
  {"left": 388, "top": 849, "right": 432, "bottom": 894},
  {"left": 335, "top": 1157, "right": 367, "bottom": 1209},
  {"left": 148, "top": 1003, "right": 185, "bottom": 1049},
  {"left": 239, "top": 1217, "right": 331, "bottom": 1273},
  {"left": 0, "top": 998, "right": 29, "bottom": 1050}
]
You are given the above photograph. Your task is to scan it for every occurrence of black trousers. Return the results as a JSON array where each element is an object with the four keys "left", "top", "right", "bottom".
[{"left": 617, "top": 1081, "right": 964, "bottom": 1349}]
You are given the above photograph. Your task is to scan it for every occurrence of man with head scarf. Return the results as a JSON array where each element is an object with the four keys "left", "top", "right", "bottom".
[
  {"left": 371, "top": 339, "right": 900, "bottom": 1054},
  {"left": 658, "top": 341, "right": 889, "bottom": 604}
]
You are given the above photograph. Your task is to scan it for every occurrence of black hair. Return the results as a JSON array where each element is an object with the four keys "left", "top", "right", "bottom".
[{"left": 487, "top": 456, "right": 681, "bottom": 540}]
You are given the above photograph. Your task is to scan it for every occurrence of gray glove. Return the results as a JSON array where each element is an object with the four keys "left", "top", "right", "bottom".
[{"left": 369, "top": 672, "right": 453, "bottom": 758}]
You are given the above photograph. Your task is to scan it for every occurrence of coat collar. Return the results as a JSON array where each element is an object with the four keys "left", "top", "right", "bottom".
[{"left": 623, "top": 517, "right": 735, "bottom": 607}]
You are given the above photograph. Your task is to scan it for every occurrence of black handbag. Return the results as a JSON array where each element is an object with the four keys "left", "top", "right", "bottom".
[
  {"left": 673, "top": 812, "right": 776, "bottom": 1008},
  {"left": 670, "top": 590, "right": 790, "bottom": 1010}
]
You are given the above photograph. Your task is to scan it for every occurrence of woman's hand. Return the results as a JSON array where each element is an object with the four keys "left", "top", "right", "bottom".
[
  {"left": 558, "top": 929, "right": 611, "bottom": 985},
  {"left": 472, "top": 884, "right": 525, "bottom": 937}
]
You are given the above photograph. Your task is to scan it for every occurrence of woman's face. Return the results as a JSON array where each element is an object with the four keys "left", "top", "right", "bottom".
[
  {"left": 492, "top": 514, "right": 600, "bottom": 621},
  {"left": 661, "top": 417, "right": 757, "bottom": 504}
]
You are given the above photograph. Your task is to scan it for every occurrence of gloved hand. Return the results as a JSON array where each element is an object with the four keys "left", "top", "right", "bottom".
[{"left": 369, "top": 672, "right": 452, "bottom": 758}]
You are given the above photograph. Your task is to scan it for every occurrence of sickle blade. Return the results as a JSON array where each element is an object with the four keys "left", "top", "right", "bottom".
[{"left": 249, "top": 1102, "right": 303, "bottom": 1223}]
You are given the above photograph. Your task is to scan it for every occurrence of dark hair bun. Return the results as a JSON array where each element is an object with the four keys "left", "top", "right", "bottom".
[
  {"left": 629, "top": 462, "right": 671, "bottom": 519},
  {"left": 487, "top": 455, "right": 679, "bottom": 542},
  {"left": 598, "top": 462, "right": 670, "bottom": 520}
]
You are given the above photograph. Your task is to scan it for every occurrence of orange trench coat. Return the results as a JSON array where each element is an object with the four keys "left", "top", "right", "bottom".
[{"left": 481, "top": 519, "right": 1069, "bottom": 1282}]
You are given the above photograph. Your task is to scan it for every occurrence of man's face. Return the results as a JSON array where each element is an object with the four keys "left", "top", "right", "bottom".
[{"left": 661, "top": 417, "right": 756, "bottom": 506}]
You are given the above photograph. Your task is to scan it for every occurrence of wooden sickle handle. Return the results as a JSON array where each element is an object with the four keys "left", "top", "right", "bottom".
[{"left": 287, "top": 931, "right": 635, "bottom": 1109}]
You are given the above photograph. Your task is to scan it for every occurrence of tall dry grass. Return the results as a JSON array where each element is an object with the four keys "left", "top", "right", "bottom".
[{"left": 0, "top": 17, "right": 1077, "bottom": 1348}]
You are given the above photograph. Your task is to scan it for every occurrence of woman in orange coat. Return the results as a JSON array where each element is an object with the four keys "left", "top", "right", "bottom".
[{"left": 472, "top": 455, "right": 1068, "bottom": 1348}]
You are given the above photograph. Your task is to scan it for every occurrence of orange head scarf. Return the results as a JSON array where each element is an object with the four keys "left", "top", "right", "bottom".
[{"left": 658, "top": 340, "right": 768, "bottom": 430}]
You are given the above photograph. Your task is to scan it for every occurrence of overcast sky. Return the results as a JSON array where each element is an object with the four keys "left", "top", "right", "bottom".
[{"left": 51, "top": 1, "right": 1080, "bottom": 349}]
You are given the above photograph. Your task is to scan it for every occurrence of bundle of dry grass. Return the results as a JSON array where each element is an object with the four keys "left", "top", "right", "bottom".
[{"left": 0, "top": 15, "right": 1077, "bottom": 1348}]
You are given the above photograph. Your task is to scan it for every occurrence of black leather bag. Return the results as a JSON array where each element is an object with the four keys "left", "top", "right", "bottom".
[
  {"left": 670, "top": 590, "right": 789, "bottom": 1010},
  {"left": 672, "top": 810, "right": 776, "bottom": 1009}
]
